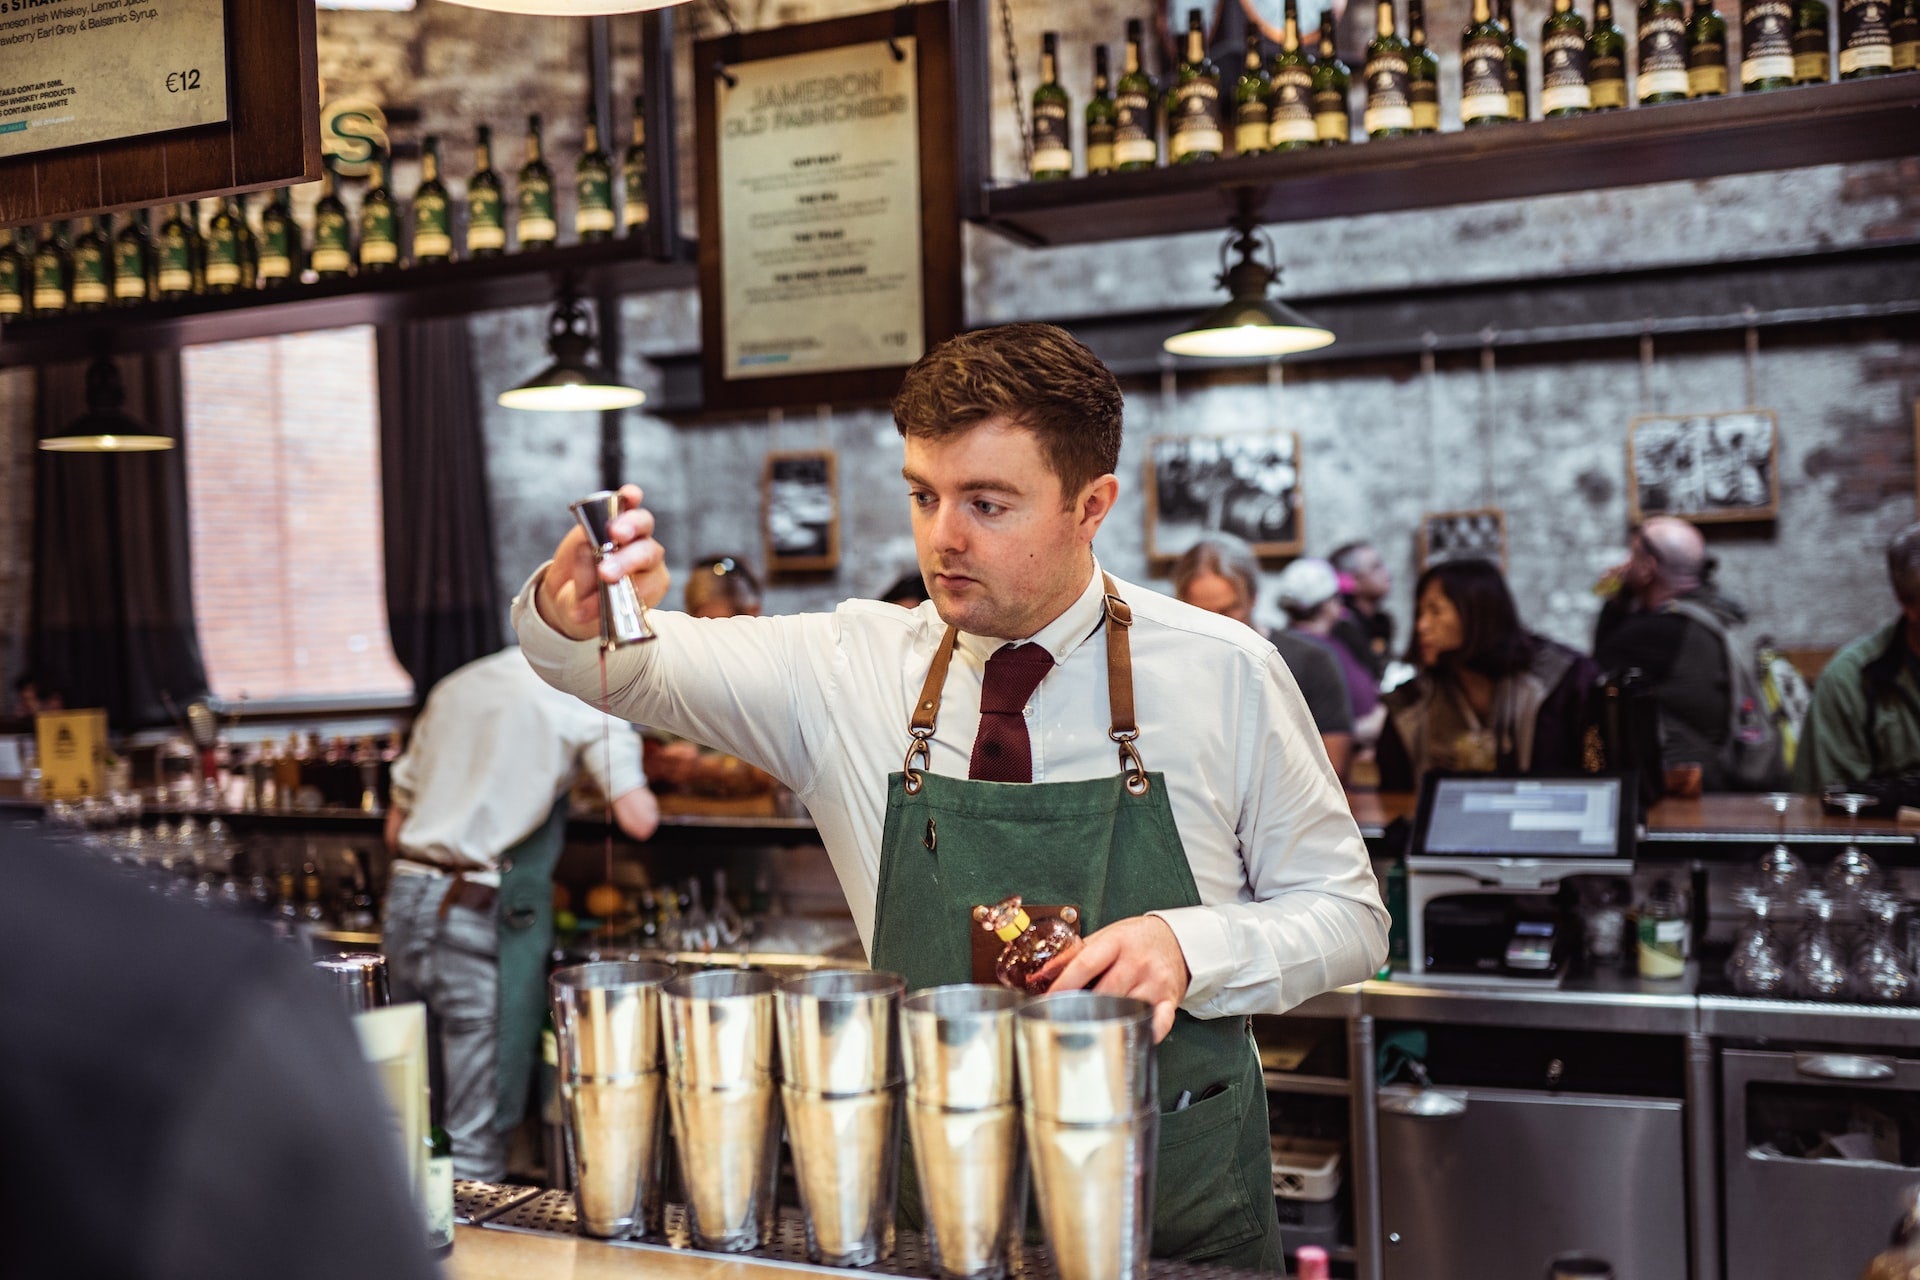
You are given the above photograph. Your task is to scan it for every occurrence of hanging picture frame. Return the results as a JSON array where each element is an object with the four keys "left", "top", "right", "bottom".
[
  {"left": 762, "top": 449, "right": 840, "bottom": 574},
  {"left": 1144, "top": 431, "right": 1304, "bottom": 566},
  {"left": 1418, "top": 508, "right": 1508, "bottom": 571},
  {"left": 1627, "top": 409, "right": 1779, "bottom": 524}
]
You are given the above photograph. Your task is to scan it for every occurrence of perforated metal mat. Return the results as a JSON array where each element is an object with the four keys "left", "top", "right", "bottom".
[
  {"left": 475, "top": 1186, "right": 1264, "bottom": 1280},
  {"left": 453, "top": 1181, "right": 543, "bottom": 1225}
]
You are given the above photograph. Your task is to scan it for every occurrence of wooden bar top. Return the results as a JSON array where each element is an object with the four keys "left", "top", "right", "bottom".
[{"left": 448, "top": 1225, "right": 836, "bottom": 1280}]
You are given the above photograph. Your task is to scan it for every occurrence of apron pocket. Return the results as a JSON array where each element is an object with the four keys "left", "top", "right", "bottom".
[{"left": 1150, "top": 1080, "right": 1264, "bottom": 1260}]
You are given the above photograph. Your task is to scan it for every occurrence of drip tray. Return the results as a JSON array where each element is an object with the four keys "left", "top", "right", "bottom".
[{"left": 453, "top": 1180, "right": 543, "bottom": 1226}]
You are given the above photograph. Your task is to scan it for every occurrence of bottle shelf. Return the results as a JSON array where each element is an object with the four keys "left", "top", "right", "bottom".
[{"left": 977, "top": 76, "right": 1920, "bottom": 247}]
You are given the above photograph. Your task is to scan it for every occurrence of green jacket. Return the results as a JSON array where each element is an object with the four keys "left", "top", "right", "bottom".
[{"left": 1794, "top": 617, "right": 1920, "bottom": 792}]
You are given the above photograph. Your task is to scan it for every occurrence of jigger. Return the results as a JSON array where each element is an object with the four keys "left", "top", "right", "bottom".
[
  {"left": 549, "top": 961, "right": 673, "bottom": 1239},
  {"left": 662, "top": 969, "right": 782, "bottom": 1252},
  {"left": 570, "top": 490, "right": 656, "bottom": 650}
]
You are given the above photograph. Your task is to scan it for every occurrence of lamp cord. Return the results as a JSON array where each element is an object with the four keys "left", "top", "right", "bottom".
[{"left": 999, "top": 0, "right": 1030, "bottom": 177}]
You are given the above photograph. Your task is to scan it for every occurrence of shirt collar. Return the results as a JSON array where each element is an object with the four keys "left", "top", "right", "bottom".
[{"left": 954, "top": 559, "right": 1108, "bottom": 667}]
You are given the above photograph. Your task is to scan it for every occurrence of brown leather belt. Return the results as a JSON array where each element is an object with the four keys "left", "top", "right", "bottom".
[{"left": 434, "top": 875, "right": 498, "bottom": 921}]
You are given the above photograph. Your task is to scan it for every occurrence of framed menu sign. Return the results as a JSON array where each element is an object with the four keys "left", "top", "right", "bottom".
[
  {"left": 0, "top": 0, "right": 229, "bottom": 160},
  {"left": 696, "top": 4, "right": 963, "bottom": 412}
]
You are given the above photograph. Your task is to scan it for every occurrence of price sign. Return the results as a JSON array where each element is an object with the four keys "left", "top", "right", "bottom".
[{"left": 0, "top": 0, "right": 228, "bottom": 160}]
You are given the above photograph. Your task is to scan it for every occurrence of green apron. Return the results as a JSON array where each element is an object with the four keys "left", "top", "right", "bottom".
[
  {"left": 492, "top": 798, "right": 569, "bottom": 1134},
  {"left": 869, "top": 579, "right": 1285, "bottom": 1271}
]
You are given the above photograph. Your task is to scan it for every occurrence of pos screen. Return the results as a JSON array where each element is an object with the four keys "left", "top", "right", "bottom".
[{"left": 1414, "top": 776, "right": 1630, "bottom": 860}]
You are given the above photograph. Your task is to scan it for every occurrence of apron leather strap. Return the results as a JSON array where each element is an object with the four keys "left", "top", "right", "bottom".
[{"left": 903, "top": 625, "right": 959, "bottom": 793}]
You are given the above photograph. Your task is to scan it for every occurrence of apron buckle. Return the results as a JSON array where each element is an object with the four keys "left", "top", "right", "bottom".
[
  {"left": 903, "top": 728, "right": 933, "bottom": 795},
  {"left": 1112, "top": 732, "right": 1150, "bottom": 796},
  {"left": 923, "top": 817, "right": 936, "bottom": 851}
]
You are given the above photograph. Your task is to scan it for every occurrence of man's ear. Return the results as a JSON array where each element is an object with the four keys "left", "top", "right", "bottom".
[{"left": 1077, "top": 473, "right": 1120, "bottom": 542}]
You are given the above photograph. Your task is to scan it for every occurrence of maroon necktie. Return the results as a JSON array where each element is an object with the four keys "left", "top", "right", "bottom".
[{"left": 969, "top": 643, "right": 1055, "bottom": 782}]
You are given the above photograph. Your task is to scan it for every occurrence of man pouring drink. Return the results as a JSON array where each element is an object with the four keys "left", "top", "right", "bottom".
[{"left": 515, "top": 322, "right": 1386, "bottom": 1267}]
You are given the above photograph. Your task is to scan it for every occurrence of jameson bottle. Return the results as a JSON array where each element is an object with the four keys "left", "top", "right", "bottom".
[
  {"left": 1462, "top": 0, "right": 1514, "bottom": 122},
  {"left": 1793, "top": 0, "right": 1832, "bottom": 78},
  {"left": 1497, "top": 0, "right": 1532, "bottom": 120},
  {"left": 1030, "top": 32, "right": 1073, "bottom": 178},
  {"left": 1839, "top": 0, "right": 1894, "bottom": 72},
  {"left": 1639, "top": 0, "right": 1692, "bottom": 99},
  {"left": 0, "top": 229, "right": 23, "bottom": 316},
  {"left": 1233, "top": 31, "right": 1272, "bottom": 155},
  {"left": 977, "top": 896, "right": 1083, "bottom": 994},
  {"left": 237, "top": 198, "right": 258, "bottom": 290},
  {"left": 412, "top": 136, "right": 453, "bottom": 264},
  {"left": 1589, "top": 0, "right": 1631, "bottom": 102},
  {"left": 1892, "top": 0, "right": 1917, "bottom": 66},
  {"left": 31, "top": 224, "right": 71, "bottom": 314},
  {"left": 576, "top": 110, "right": 615, "bottom": 239},
  {"left": 187, "top": 201, "right": 209, "bottom": 294},
  {"left": 204, "top": 198, "right": 244, "bottom": 293},
  {"left": 1741, "top": 0, "right": 1797, "bottom": 83},
  {"left": 158, "top": 204, "right": 198, "bottom": 297},
  {"left": 71, "top": 217, "right": 111, "bottom": 310},
  {"left": 516, "top": 113, "right": 557, "bottom": 250},
  {"left": 1312, "top": 8, "right": 1352, "bottom": 143},
  {"left": 1086, "top": 45, "right": 1118, "bottom": 173},
  {"left": 358, "top": 153, "right": 399, "bottom": 272},
  {"left": 467, "top": 125, "right": 507, "bottom": 257},
  {"left": 1115, "top": 18, "right": 1160, "bottom": 170},
  {"left": 1687, "top": 0, "right": 1731, "bottom": 93},
  {"left": 311, "top": 167, "right": 353, "bottom": 280},
  {"left": 256, "top": 188, "right": 298, "bottom": 286},
  {"left": 623, "top": 96, "right": 649, "bottom": 235},
  {"left": 1364, "top": 0, "right": 1415, "bottom": 136},
  {"left": 1170, "top": 9, "right": 1226, "bottom": 161},
  {"left": 1541, "top": 0, "right": 1594, "bottom": 113},
  {"left": 113, "top": 210, "right": 152, "bottom": 304},
  {"left": 1408, "top": 0, "right": 1442, "bottom": 130},
  {"left": 1270, "top": 0, "right": 1320, "bottom": 148}
]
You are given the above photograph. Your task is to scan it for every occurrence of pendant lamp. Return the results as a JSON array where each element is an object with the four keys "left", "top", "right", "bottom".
[
  {"left": 1163, "top": 220, "right": 1334, "bottom": 360},
  {"left": 498, "top": 291, "right": 646, "bottom": 411},
  {"left": 437, "top": 0, "right": 689, "bottom": 14},
  {"left": 39, "top": 357, "right": 175, "bottom": 452}
]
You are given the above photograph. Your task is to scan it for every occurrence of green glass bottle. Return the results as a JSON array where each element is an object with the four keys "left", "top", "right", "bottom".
[
  {"left": 1541, "top": 0, "right": 1593, "bottom": 113},
  {"left": 1639, "top": 0, "right": 1692, "bottom": 100},
  {"left": 516, "top": 113, "right": 556, "bottom": 250},
  {"left": 0, "top": 228, "right": 24, "bottom": 317},
  {"left": 1086, "top": 45, "right": 1119, "bottom": 173},
  {"left": 311, "top": 167, "right": 353, "bottom": 281},
  {"left": 1687, "top": 0, "right": 1731, "bottom": 93},
  {"left": 1030, "top": 32, "right": 1073, "bottom": 178},
  {"left": 1497, "top": 0, "right": 1532, "bottom": 120},
  {"left": 467, "top": 124, "right": 507, "bottom": 258},
  {"left": 1115, "top": 18, "right": 1160, "bottom": 170},
  {"left": 237, "top": 197, "right": 258, "bottom": 290},
  {"left": 1270, "top": 0, "right": 1320, "bottom": 148},
  {"left": 1232, "top": 31, "right": 1272, "bottom": 155},
  {"left": 1364, "top": 0, "right": 1414, "bottom": 138},
  {"left": 1742, "top": 0, "right": 1799, "bottom": 85},
  {"left": 71, "top": 216, "right": 111, "bottom": 310},
  {"left": 1462, "top": 0, "right": 1514, "bottom": 122},
  {"left": 187, "top": 201, "right": 209, "bottom": 294},
  {"left": 31, "top": 223, "right": 72, "bottom": 314},
  {"left": 1792, "top": 0, "right": 1832, "bottom": 79},
  {"left": 413, "top": 135, "right": 453, "bottom": 264},
  {"left": 576, "top": 109, "right": 615, "bottom": 240},
  {"left": 425, "top": 1124, "right": 454, "bottom": 1256},
  {"left": 204, "top": 197, "right": 244, "bottom": 293},
  {"left": 1589, "top": 0, "right": 1631, "bottom": 103},
  {"left": 1170, "top": 9, "right": 1225, "bottom": 162},
  {"left": 112, "top": 210, "right": 152, "bottom": 305},
  {"left": 1408, "top": 0, "right": 1442, "bottom": 131},
  {"left": 358, "top": 152, "right": 399, "bottom": 272},
  {"left": 157, "top": 204, "right": 197, "bottom": 297},
  {"left": 256, "top": 188, "right": 299, "bottom": 286},
  {"left": 1839, "top": 0, "right": 1893, "bottom": 73},
  {"left": 1311, "top": 8, "right": 1352, "bottom": 143},
  {"left": 622, "top": 96, "right": 649, "bottom": 235},
  {"left": 1891, "top": 0, "right": 1917, "bottom": 66}
]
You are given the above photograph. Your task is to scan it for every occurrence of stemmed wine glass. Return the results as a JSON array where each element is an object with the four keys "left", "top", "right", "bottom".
[
  {"left": 1756, "top": 792, "right": 1807, "bottom": 902},
  {"left": 1791, "top": 889, "right": 1850, "bottom": 1001},
  {"left": 1726, "top": 886, "right": 1790, "bottom": 997},
  {"left": 1823, "top": 790, "right": 1881, "bottom": 908},
  {"left": 1851, "top": 891, "right": 1916, "bottom": 1005}
]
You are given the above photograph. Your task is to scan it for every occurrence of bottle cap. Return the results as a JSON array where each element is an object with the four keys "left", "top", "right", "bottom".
[{"left": 996, "top": 908, "right": 1032, "bottom": 943}]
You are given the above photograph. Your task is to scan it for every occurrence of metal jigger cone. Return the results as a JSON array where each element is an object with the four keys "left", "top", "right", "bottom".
[{"left": 570, "top": 490, "right": 656, "bottom": 650}]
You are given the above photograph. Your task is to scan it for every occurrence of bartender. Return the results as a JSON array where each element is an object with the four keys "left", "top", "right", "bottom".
[{"left": 514, "top": 322, "right": 1386, "bottom": 1268}]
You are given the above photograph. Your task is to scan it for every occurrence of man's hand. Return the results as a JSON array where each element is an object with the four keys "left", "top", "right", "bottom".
[
  {"left": 533, "top": 483, "right": 673, "bottom": 642},
  {"left": 1037, "top": 914, "right": 1191, "bottom": 1043}
]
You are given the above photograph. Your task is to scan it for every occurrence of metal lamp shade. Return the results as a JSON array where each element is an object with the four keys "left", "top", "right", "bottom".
[
  {"left": 498, "top": 315, "right": 645, "bottom": 411},
  {"left": 1163, "top": 294, "right": 1335, "bottom": 359},
  {"left": 40, "top": 359, "right": 174, "bottom": 452}
]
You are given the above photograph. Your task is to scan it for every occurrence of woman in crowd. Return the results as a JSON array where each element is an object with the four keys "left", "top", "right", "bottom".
[
  {"left": 683, "top": 555, "right": 763, "bottom": 619},
  {"left": 1378, "top": 558, "right": 1598, "bottom": 792}
]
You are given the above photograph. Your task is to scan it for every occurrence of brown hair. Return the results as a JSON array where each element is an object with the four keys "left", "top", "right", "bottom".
[
  {"left": 1171, "top": 534, "right": 1260, "bottom": 604},
  {"left": 891, "top": 323, "right": 1123, "bottom": 497}
]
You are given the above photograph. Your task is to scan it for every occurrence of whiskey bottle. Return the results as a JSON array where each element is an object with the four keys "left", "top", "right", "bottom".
[
  {"left": 1638, "top": 0, "right": 1693, "bottom": 100},
  {"left": 1408, "top": 0, "right": 1442, "bottom": 130},
  {"left": 1086, "top": 45, "right": 1119, "bottom": 173},
  {"left": 1892, "top": 0, "right": 1917, "bottom": 66},
  {"left": 31, "top": 223, "right": 72, "bottom": 314},
  {"left": 1364, "top": 0, "right": 1415, "bottom": 138},
  {"left": 0, "top": 228, "right": 23, "bottom": 317},
  {"left": 1497, "top": 0, "right": 1532, "bottom": 120},
  {"left": 1311, "top": 8, "right": 1353, "bottom": 143},
  {"left": 1792, "top": 0, "right": 1832, "bottom": 79},
  {"left": 413, "top": 135, "right": 454, "bottom": 264},
  {"left": 516, "top": 114, "right": 557, "bottom": 249},
  {"left": 976, "top": 896, "right": 1083, "bottom": 994},
  {"left": 1115, "top": 18, "right": 1160, "bottom": 170},
  {"left": 1542, "top": 0, "right": 1593, "bottom": 113},
  {"left": 1686, "top": 0, "right": 1731, "bottom": 94},
  {"left": 311, "top": 167, "right": 353, "bottom": 281},
  {"left": 204, "top": 198, "right": 244, "bottom": 293},
  {"left": 622, "top": 96, "right": 649, "bottom": 235},
  {"left": 1233, "top": 31, "right": 1272, "bottom": 155},
  {"left": 71, "top": 217, "right": 111, "bottom": 310},
  {"left": 1462, "top": 0, "right": 1515, "bottom": 123},
  {"left": 1742, "top": 0, "right": 1799, "bottom": 85},
  {"left": 256, "top": 188, "right": 299, "bottom": 286},
  {"left": 1589, "top": 0, "right": 1631, "bottom": 102},
  {"left": 112, "top": 210, "right": 153, "bottom": 305},
  {"left": 1169, "top": 9, "right": 1225, "bottom": 162},
  {"left": 237, "top": 198, "right": 258, "bottom": 291},
  {"left": 358, "top": 152, "right": 400, "bottom": 273},
  {"left": 1270, "top": 0, "right": 1320, "bottom": 148},
  {"left": 1839, "top": 0, "right": 1894, "bottom": 73},
  {"left": 187, "top": 201, "right": 209, "bottom": 294},
  {"left": 576, "top": 109, "right": 615, "bottom": 240},
  {"left": 158, "top": 205, "right": 198, "bottom": 297},
  {"left": 1031, "top": 32, "right": 1074, "bottom": 178},
  {"left": 467, "top": 125, "right": 507, "bottom": 258}
]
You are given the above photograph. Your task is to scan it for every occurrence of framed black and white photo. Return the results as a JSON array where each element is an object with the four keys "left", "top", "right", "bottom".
[
  {"left": 1419, "top": 508, "right": 1508, "bottom": 571},
  {"left": 1145, "top": 431, "right": 1304, "bottom": 564},
  {"left": 1627, "top": 409, "right": 1779, "bottom": 524},
  {"left": 761, "top": 450, "right": 840, "bottom": 574}
]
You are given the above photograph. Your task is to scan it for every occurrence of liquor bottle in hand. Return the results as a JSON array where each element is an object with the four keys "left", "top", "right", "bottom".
[
  {"left": 516, "top": 114, "right": 557, "bottom": 250},
  {"left": 1233, "top": 31, "right": 1272, "bottom": 155},
  {"left": 71, "top": 216, "right": 112, "bottom": 311},
  {"left": 1497, "top": 0, "right": 1532, "bottom": 120},
  {"left": 1541, "top": 0, "right": 1594, "bottom": 115},
  {"left": 1408, "top": 0, "right": 1442, "bottom": 130},
  {"left": 1792, "top": 0, "right": 1833, "bottom": 78},
  {"left": 1170, "top": 8, "right": 1225, "bottom": 162},
  {"left": 1270, "top": 0, "right": 1319, "bottom": 148},
  {"left": 1588, "top": 0, "right": 1631, "bottom": 103},
  {"left": 413, "top": 135, "right": 454, "bottom": 264},
  {"left": 31, "top": 223, "right": 72, "bottom": 314},
  {"left": 1638, "top": 0, "right": 1693, "bottom": 100},
  {"left": 467, "top": 125, "right": 507, "bottom": 258},
  {"left": 623, "top": 96, "right": 649, "bottom": 236},
  {"left": 112, "top": 210, "right": 153, "bottom": 305},
  {"left": 976, "top": 896, "right": 1083, "bottom": 994},
  {"left": 1741, "top": 0, "right": 1798, "bottom": 87},
  {"left": 358, "top": 152, "right": 400, "bottom": 273},
  {"left": 256, "top": 188, "right": 300, "bottom": 287},
  {"left": 1311, "top": 8, "right": 1352, "bottom": 143},
  {"left": 1364, "top": 0, "right": 1415, "bottom": 139},
  {"left": 311, "top": 168, "right": 353, "bottom": 281},
  {"left": 1086, "top": 45, "right": 1119, "bottom": 173},
  {"left": 1462, "top": 0, "right": 1514, "bottom": 123},
  {"left": 1115, "top": 18, "right": 1160, "bottom": 170},
  {"left": 1031, "top": 32, "right": 1074, "bottom": 178},
  {"left": 1686, "top": 0, "right": 1731, "bottom": 95},
  {"left": 576, "top": 108, "right": 615, "bottom": 240}
]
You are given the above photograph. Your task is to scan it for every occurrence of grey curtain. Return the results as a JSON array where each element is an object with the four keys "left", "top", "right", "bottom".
[
  {"left": 375, "top": 318, "right": 501, "bottom": 703},
  {"left": 32, "top": 354, "right": 211, "bottom": 730}
]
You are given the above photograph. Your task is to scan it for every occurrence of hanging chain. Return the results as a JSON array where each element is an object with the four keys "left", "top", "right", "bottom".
[
  {"left": 998, "top": 0, "right": 1031, "bottom": 177},
  {"left": 1639, "top": 328, "right": 1656, "bottom": 412},
  {"left": 1743, "top": 309, "right": 1760, "bottom": 407}
]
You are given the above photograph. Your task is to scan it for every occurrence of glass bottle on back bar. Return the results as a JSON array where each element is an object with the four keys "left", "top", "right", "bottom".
[
  {"left": 204, "top": 198, "right": 243, "bottom": 293},
  {"left": 31, "top": 223, "right": 71, "bottom": 314},
  {"left": 623, "top": 96, "right": 649, "bottom": 236},
  {"left": 1115, "top": 18, "right": 1160, "bottom": 170},
  {"left": 1170, "top": 9, "right": 1225, "bottom": 161},
  {"left": 1839, "top": 0, "right": 1894, "bottom": 73},
  {"left": 311, "top": 168, "right": 353, "bottom": 281},
  {"left": 1312, "top": 8, "right": 1352, "bottom": 143},
  {"left": 576, "top": 110, "right": 615, "bottom": 240},
  {"left": 1639, "top": 0, "right": 1693, "bottom": 99},
  {"left": 1742, "top": 0, "right": 1798, "bottom": 85},
  {"left": 516, "top": 114, "right": 556, "bottom": 250},
  {"left": 1462, "top": 0, "right": 1514, "bottom": 122},
  {"left": 1497, "top": 0, "right": 1532, "bottom": 120},
  {"left": 413, "top": 136, "right": 453, "bottom": 264},
  {"left": 1792, "top": 0, "right": 1832, "bottom": 78},
  {"left": 358, "top": 153, "right": 399, "bottom": 273},
  {"left": 1086, "top": 45, "right": 1118, "bottom": 173},
  {"left": 1030, "top": 32, "right": 1073, "bottom": 178},
  {"left": 1588, "top": 0, "right": 1630, "bottom": 102},
  {"left": 1233, "top": 31, "right": 1272, "bottom": 155},
  {"left": 71, "top": 217, "right": 111, "bottom": 310},
  {"left": 157, "top": 205, "right": 198, "bottom": 297},
  {"left": 467, "top": 125, "right": 506, "bottom": 258},
  {"left": 1892, "top": 0, "right": 1917, "bottom": 67},
  {"left": 1269, "top": 0, "right": 1320, "bottom": 148},
  {"left": 188, "top": 201, "right": 209, "bottom": 294},
  {"left": 0, "top": 229, "right": 23, "bottom": 316},
  {"left": 1687, "top": 0, "right": 1731, "bottom": 94},
  {"left": 1365, "top": 0, "right": 1414, "bottom": 138},
  {"left": 1541, "top": 0, "right": 1593, "bottom": 113},
  {"left": 256, "top": 188, "right": 297, "bottom": 286},
  {"left": 112, "top": 210, "right": 152, "bottom": 305},
  {"left": 1408, "top": 0, "right": 1442, "bottom": 130}
]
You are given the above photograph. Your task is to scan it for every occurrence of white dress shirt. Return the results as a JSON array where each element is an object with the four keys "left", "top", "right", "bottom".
[
  {"left": 513, "top": 563, "right": 1387, "bottom": 1016},
  {"left": 390, "top": 648, "right": 646, "bottom": 873}
]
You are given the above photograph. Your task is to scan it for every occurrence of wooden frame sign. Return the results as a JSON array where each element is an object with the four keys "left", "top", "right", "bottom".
[
  {"left": 1144, "top": 430, "right": 1305, "bottom": 566},
  {"left": 1419, "top": 507, "right": 1508, "bottom": 571},
  {"left": 762, "top": 449, "right": 840, "bottom": 574},
  {"left": 695, "top": 4, "right": 963, "bottom": 412},
  {"left": 1627, "top": 409, "right": 1779, "bottom": 524}
]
